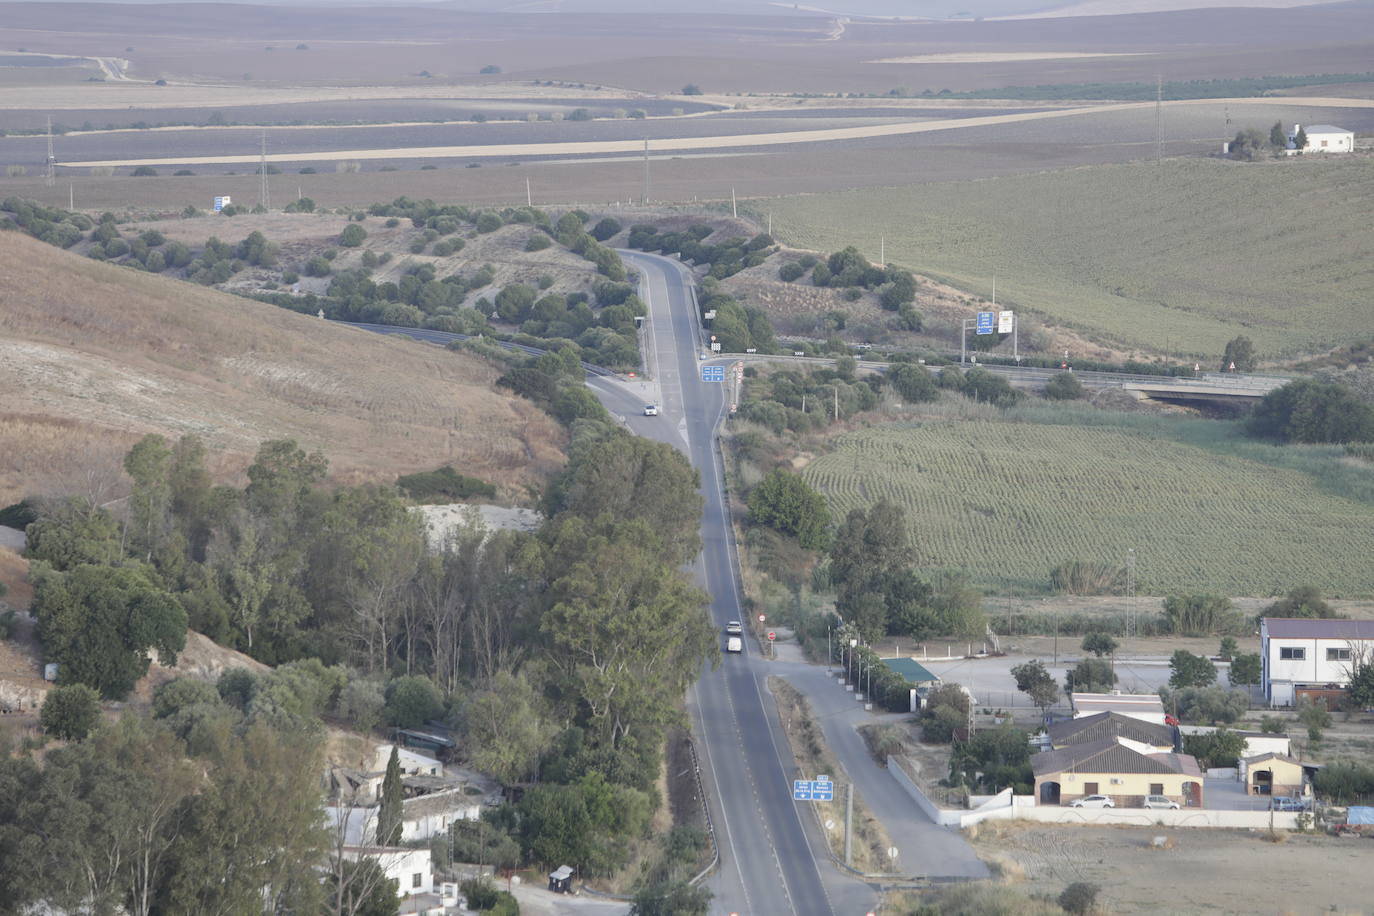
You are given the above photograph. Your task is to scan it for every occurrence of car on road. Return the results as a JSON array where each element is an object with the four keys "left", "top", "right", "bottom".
[
  {"left": 643, "top": 404, "right": 659, "bottom": 416},
  {"left": 725, "top": 636, "right": 742, "bottom": 654},
  {"left": 1070, "top": 795, "right": 1115, "bottom": 808},
  {"left": 725, "top": 621, "right": 742, "bottom": 635},
  {"left": 1143, "top": 795, "right": 1180, "bottom": 810}
]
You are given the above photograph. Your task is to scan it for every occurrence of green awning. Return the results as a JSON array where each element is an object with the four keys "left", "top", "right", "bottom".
[{"left": 883, "top": 658, "right": 940, "bottom": 684}]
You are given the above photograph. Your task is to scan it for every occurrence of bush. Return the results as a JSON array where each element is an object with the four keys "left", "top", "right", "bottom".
[
  {"left": 396, "top": 466, "right": 497, "bottom": 501},
  {"left": 1049, "top": 560, "right": 1122, "bottom": 596},
  {"left": 39, "top": 683, "right": 101, "bottom": 740},
  {"left": 1248, "top": 379, "right": 1374, "bottom": 444},
  {"left": 1043, "top": 372, "right": 1085, "bottom": 400},
  {"left": 1059, "top": 882, "right": 1101, "bottom": 916},
  {"left": 475, "top": 212, "right": 503, "bottom": 233},
  {"left": 131, "top": 165, "right": 158, "bottom": 177},
  {"left": 525, "top": 233, "right": 552, "bottom": 252},
  {"left": 303, "top": 255, "right": 331, "bottom": 277},
  {"left": 339, "top": 223, "right": 367, "bottom": 247},
  {"left": 1163, "top": 594, "right": 1241, "bottom": 636},
  {"left": 590, "top": 217, "right": 621, "bottom": 241},
  {"left": 778, "top": 262, "right": 805, "bottom": 282}
]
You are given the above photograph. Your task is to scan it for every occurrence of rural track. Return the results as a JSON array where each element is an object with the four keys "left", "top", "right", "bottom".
[{"left": 66, "top": 95, "right": 1374, "bottom": 168}]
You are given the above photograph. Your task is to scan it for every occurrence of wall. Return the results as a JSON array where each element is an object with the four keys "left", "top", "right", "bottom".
[{"left": 886, "top": 756, "right": 961, "bottom": 827}]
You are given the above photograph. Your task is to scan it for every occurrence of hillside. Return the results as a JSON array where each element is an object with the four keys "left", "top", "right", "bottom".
[
  {"left": 766, "top": 156, "right": 1374, "bottom": 361},
  {"left": 0, "top": 232, "right": 564, "bottom": 505}
]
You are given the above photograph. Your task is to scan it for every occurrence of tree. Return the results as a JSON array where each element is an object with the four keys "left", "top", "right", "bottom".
[
  {"left": 1294, "top": 125, "right": 1308, "bottom": 150},
  {"left": 681, "top": 84, "right": 703, "bottom": 95},
  {"left": 1297, "top": 697, "right": 1331, "bottom": 742},
  {"left": 339, "top": 223, "right": 367, "bottom": 248},
  {"left": 1221, "top": 335, "right": 1256, "bottom": 372},
  {"left": 1347, "top": 654, "right": 1374, "bottom": 710},
  {"left": 1169, "top": 650, "right": 1218, "bottom": 688},
  {"left": 384, "top": 675, "right": 442, "bottom": 729},
  {"left": 1081, "top": 632, "right": 1118, "bottom": 658},
  {"left": 123, "top": 433, "right": 174, "bottom": 563},
  {"left": 1162, "top": 594, "right": 1239, "bottom": 636},
  {"left": 889, "top": 363, "right": 938, "bottom": 403},
  {"left": 1065, "top": 658, "right": 1116, "bottom": 694},
  {"left": 1229, "top": 652, "right": 1262, "bottom": 687},
  {"left": 324, "top": 859, "right": 398, "bottom": 916},
  {"left": 1269, "top": 121, "right": 1287, "bottom": 149},
  {"left": 24, "top": 498, "right": 121, "bottom": 570},
  {"left": 1248, "top": 379, "right": 1374, "bottom": 444},
  {"left": 458, "top": 672, "right": 553, "bottom": 785},
  {"left": 1217, "top": 636, "right": 1239, "bottom": 661},
  {"left": 1043, "top": 372, "right": 1084, "bottom": 400},
  {"left": 1010, "top": 660, "right": 1059, "bottom": 714},
  {"left": 39, "top": 683, "right": 101, "bottom": 740},
  {"left": 747, "top": 468, "right": 831, "bottom": 550},
  {"left": 631, "top": 880, "right": 712, "bottom": 915},
  {"left": 132, "top": 165, "right": 158, "bottom": 176},
  {"left": 1161, "top": 686, "right": 1248, "bottom": 724},
  {"left": 1265, "top": 585, "right": 1337, "bottom": 619},
  {"left": 377, "top": 746, "right": 403, "bottom": 846},
  {"left": 1228, "top": 127, "right": 1270, "bottom": 161},
  {"left": 1183, "top": 727, "right": 1246, "bottom": 768},
  {"left": 32, "top": 563, "right": 188, "bottom": 699}
]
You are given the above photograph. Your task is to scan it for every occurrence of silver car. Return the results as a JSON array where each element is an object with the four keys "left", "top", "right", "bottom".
[
  {"left": 1143, "top": 795, "right": 1180, "bottom": 810},
  {"left": 1070, "top": 794, "right": 1115, "bottom": 808}
]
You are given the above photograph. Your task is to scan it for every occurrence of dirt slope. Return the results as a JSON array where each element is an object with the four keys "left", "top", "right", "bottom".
[{"left": 0, "top": 232, "right": 563, "bottom": 504}]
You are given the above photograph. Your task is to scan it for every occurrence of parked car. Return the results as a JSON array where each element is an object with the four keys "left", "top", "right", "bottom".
[
  {"left": 1143, "top": 795, "right": 1180, "bottom": 810},
  {"left": 1070, "top": 795, "right": 1115, "bottom": 808},
  {"left": 643, "top": 404, "right": 659, "bottom": 416},
  {"left": 725, "top": 620, "right": 743, "bottom": 635},
  {"left": 1270, "top": 796, "right": 1310, "bottom": 812}
]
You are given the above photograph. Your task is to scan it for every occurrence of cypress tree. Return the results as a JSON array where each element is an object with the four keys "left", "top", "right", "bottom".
[{"left": 377, "top": 745, "right": 403, "bottom": 846}]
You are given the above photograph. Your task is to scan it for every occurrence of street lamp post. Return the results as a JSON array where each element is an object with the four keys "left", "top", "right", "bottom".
[{"left": 849, "top": 638, "right": 858, "bottom": 684}]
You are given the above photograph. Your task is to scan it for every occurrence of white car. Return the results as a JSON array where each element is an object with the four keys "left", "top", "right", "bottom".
[
  {"left": 1143, "top": 795, "right": 1180, "bottom": 810},
  {"left": 725, "top": 636, "right": 742, "bottom": 653},
  {"left": 643, "top": 404, "right": 659, "bottom": 416},
  {"left": 725, "top": 621, "right": 743, "bottom": 635},
  {"left": 1070, "top": 795, "right": 1115, "bottom": 809}
]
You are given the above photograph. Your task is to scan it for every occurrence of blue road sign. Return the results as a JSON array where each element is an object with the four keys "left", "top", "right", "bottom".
[
  {"left": 793, "top": 778, "right": 834, "bottom": 801},
  {"left": 702, "top": 365, "right": 725, "bottom": 382},
  {"left": 976, "top": 311, "right": 995, "bottom": 335}
]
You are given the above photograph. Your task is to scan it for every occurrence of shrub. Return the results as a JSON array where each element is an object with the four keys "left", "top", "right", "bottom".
[
  {"left": 1049, "top": 560, "right": 1123, "bottom": 595},
  {"left": 525, "top": 233, "right": 552, "bottom": 251},
  {"left": 590, "top": 217, "right": 621, "bottom": 241},
  {"left": 384, "top": 675, "right": 443, "bottom": 729},
  {"left": 1043, "top": 372, "right": 1085, "bottom": 400},
  {"left": 475, "top": 212, "right": 503, "bottom": 233},
  {"left": 395, "top": 466, "right": 497, "bottom": 501},
  {"left": 779, "top": 262, "right": 805, "bottom": 282},
  {"left": 339, "top": 223, "right": 367, "bottom": 247},
  {"left": 1248, "top": 379, "right": 1374, "bottom": 444},
  {"left": 1163, "top": 594, "right": 1241, "bottom": 636},
  {"left": 39, "top": 684, "right": 101, "bottom": 740},
  {"left": 303, "top": 255, "right": 331, "bottom": 277},
  {"left": 1059, "top": 882, "right": 1101, "bottom": 916},
  {"left": 131, "top": 165, "right": 158, "bottom": 177}
]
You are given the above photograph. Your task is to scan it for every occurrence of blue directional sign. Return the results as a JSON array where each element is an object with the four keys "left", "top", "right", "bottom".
[
  {"left": 702, "top": 365, "right": 726, "bottom": 382},
  {"left": 792, "top": 777, "right": 834, "bottom": 801},
  {"left": 976, "top": 311, "right": 995, "bottom": 335}
]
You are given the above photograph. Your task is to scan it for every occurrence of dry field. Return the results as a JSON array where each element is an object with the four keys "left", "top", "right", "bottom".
[
  {"left": 0, "top": 232, "right": 564, "bottom": 507},
  {"left": 969, "top": 821, "right": 1374, "bottom": 915}
]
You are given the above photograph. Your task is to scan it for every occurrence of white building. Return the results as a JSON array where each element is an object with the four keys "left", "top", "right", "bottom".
[
  {"left": 1288, "top": 123, "right": 1354, "bottom": 153},
  {"left": 341, "top": 846, "right": 433, "bottom": 897},
  {"left": 1070, "top": 692, "right": 1167, "bottom": 725},
  {"left": 1261, "top": 617, "right": 1374, "bottom": 706}
]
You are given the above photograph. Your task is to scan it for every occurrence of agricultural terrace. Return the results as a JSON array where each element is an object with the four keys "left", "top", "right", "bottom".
[
  {"left": 799, "top": 405, "right": 1374, "bottom": 597},
  {"left": 764, "top": 156, "right": 1374, "bottom": 360}
]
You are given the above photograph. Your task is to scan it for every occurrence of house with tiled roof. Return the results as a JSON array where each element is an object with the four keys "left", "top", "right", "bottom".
[
  {"left": 1032, "top": 736, "right": 1204, "bottom": 808},
  {"left": 1048, "top": 711, "right": 1177, "bottom": 752},
  {"left": 1069, "top": 692, "right": 1167, "bottom": 724}
]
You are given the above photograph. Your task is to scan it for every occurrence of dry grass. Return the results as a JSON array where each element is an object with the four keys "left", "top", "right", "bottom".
[
  {"left": 768, "top": 676, "right": 895, "bottom": 875},
  {"left": 0, "top": 233, "right": 564, "bottom": 505}
]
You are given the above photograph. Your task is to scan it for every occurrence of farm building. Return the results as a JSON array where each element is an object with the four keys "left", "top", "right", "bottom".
[
  {"left": 1032, "top": 737, "right": 1204, "bottom": 808},
  {"left": 1069, "top": 692, "right": 1167, "bottom": 725},
  {"left": 1238, "top": 752, "right": 1317, "bottom": 799},
  {"left": 1288, "top": 124, "right": 1354, "bottom": 152},
  {"left": 1260, "top": 618, "right": 1374, "bottom": 707}
]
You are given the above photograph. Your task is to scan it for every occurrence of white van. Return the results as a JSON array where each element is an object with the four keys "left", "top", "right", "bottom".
[{"left": 726, "top": 636, "right": 742, "bottom": 654}]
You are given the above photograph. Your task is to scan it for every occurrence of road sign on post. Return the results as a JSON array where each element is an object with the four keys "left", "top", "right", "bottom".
[
  {"left": 793, "top": 778, "right": 834, "bottom": 802},
  {"left": 702, "top": 366, "right": 725, "bottom": 382},
  {"left": 976, "top": 312, "right": 995, "bottom": 335},
  {"left": 767, "top": 631, "right": 776, "bottom": 641},
  {"left": 998, "top": 310, "right": 1014, "bottom": 334}
]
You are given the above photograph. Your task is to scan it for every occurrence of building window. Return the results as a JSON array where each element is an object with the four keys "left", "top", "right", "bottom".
[
  {"left": 1150, "top": 783, "right": 1164, "bottom": 796},
  {"left": 1327, "top": 648, "right": 1351, "bottom": 661},
  {"left": 1084, "top": 782, "right": 1099, "bottom": 795},
  {"left": 413, "top": 873, "right": 423, "bottom": 888},
  {"left": 1280, "top": 647, "right": 1305, "bottom": 660}
]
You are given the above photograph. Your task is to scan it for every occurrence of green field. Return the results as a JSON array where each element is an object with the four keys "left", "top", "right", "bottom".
[
  {"left": 766, "top": 157, "right": 1374, "bottom": 359},
  {"left": 800, "top": 406, "right": 1374, "bottom": 596}
]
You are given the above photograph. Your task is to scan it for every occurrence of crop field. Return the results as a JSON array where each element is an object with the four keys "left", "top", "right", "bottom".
[
  {"left": 799, "top": 406, "right": 1374, "bottom": 597},
  {"left": 767, "top": 155, "right": 1374, "bottom": 359}
]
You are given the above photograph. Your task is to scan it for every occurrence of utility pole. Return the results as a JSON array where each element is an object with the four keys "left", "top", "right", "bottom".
[
  {"left": 767, "top": 212, "right": 772, "bottom": 236},
  {"left": 642, "top": 138, "right": 649, "bottom": 205},
  {"left": 833, "top": 384, "right": 839, "bottom": 422},
  {"left": 526, "top": 177, "right": 532, "bottom": 207},
  {"left": 69, "top": 183, "right": 73, "bottom": 210},
  {"left": 259, "top": 130, "right": 270, "bottom": 210},
  {"left": 1155, "top": 75, "right": 1164, "bottom": 165},
  {"left": 45, "top": 115, "right": 55, "bottom": 187},
  {"left": 843, "top": 783, "right": 854, "bottom": 867},
  {"left": 731, "top": 187, "right": 737, "bottom": 219},
  {"left": 879, "top": 235, "right": 884, "bottom": 265},
  {"left": 1126, "top": 548, "right": 1137, "bottom": 639}
]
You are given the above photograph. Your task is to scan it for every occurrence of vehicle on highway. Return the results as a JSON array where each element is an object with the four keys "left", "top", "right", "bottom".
[
  {"left": 643, "top": 404, "right": 659, "bottom": 416},
  {"left": 725, "top": 620, "right": 742, "bottom": 635},
  {"left": 725, "top": 636, "right": 742, "bottom": 653},
  {"left": 1071, "top": 795, "right": 1115, "bottom": 808},
  {"left": 1143, "top": 795, "right": 1180, "bottom": 810}
]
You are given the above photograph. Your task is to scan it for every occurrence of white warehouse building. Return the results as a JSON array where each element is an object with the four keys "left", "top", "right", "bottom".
[
  {"left": 1288, "top": 123, "right": 1354, "bottom": 153},
  {"left": 1260, "top": 617, "right": 1374, "bottom": 706}
]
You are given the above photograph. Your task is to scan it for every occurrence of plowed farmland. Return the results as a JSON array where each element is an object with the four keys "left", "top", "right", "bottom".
[{"left": 800, "top": 409, "right": 1374, "bottom": 596}]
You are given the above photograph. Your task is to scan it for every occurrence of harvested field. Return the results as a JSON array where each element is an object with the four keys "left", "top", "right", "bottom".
[
  {"left": 799, "top": 405, "right": 1374, "bottom": 596},
  {"left": 0, "top": 233, "right": 564, "bottom": 506},
  {"left": 970, "top": 821, "right": 1374, "bottom": 914},
  {"left": 767, "top": 154, "right": 1374, "bottom": 359}
]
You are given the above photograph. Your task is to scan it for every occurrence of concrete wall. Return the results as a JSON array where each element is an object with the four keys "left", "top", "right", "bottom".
[{"left": 886, "top": 757, "right": 961, "bottom": 827}]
